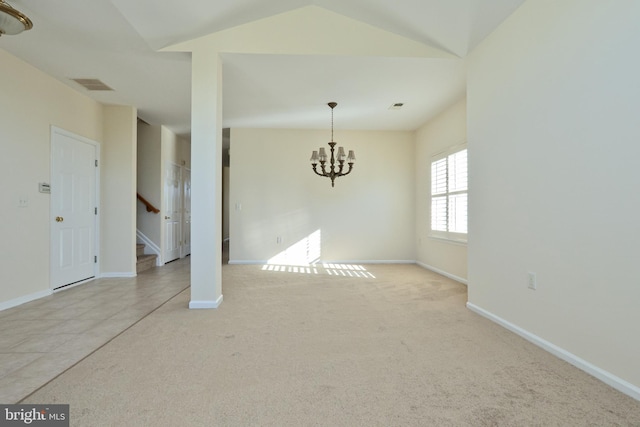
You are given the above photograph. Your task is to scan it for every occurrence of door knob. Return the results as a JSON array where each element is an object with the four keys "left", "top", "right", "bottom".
[{"left": 55, "top": 216, "right": 64, "bottom": 222}]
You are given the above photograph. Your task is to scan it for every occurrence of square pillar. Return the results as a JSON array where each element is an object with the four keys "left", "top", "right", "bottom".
[{"left": 189, "top": 51, "right": 223, "bottom": 308}]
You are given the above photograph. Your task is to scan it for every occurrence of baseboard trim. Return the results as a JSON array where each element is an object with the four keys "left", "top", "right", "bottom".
[
  {"left": 189, "top": 295, "right": 223, "bottom": 309},
  {"left": 229, "top": 260, "right": 415, "bottom": 265},
  {"left": 466, "top": 302, "right": 640, "bottom": 401},
  {"left": 100, "top": 272, "right": 137, "bottom": 278},
  {"left": 323, "top": 260, "right": 415, "bottom": 265},
  {"left": 416, "top": 262, "right": 468, "bottom": 285},
  {"left": 0, "top": 289, "right": 52, "bottom": 312},
  {"left": 53, "top": 277, "right": 95, "bottom": 292},
  {"left": 137, "top": 229, "right": 162, "bottom": 266},
  {"left": 228, "top": 260, "right": 266, "bottom": 265}
]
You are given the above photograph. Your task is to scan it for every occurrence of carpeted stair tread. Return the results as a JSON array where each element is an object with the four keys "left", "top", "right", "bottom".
[{"left": 136, "top": 243, "right": 157, "bottom": 273}]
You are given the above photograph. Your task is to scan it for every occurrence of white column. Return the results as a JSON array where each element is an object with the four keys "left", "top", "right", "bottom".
[{"left": 189, "top": 50, "right": 223, "bottom": 308}]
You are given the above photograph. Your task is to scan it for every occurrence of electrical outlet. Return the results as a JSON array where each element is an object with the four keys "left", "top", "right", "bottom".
[
  {"left": 527, "top": 272, "right": 537, "bottom": 290},
  {"left": 18, "top": 196, "right": 28, "bottom": 207}
]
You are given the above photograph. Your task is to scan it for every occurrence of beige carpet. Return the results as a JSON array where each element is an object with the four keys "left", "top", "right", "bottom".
[{"left": 23, "top": 263, "right": 640, "bottom": 426}]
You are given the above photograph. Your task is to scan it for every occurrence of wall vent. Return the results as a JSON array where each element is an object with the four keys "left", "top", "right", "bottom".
[{"left": 71, "top": 78, "right": 113, "bottom": 91}]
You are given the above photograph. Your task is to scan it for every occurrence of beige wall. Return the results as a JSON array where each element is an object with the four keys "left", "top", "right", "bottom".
[
  {"left": 179, "top": 137, "right": 191, "bottom": 170},
  {"left": 415, "top": 98, "right": 467, "bottom": 282},
  {"left": 0, "top": 49, "right": 103, "bottom": 308},
  {"left": 137, "top": 124, "right": 162, "bottom": 246},
  {"left": 229, "top": 128, "right": 415, "bottom": 263},
  {"left": 467, "top": 0, "right": 640, "bottom": 391},
  {"left": 101, "top": 106, "right": 138, "bottom": 276},
  {"left": 161, "top": 127, "right": 190, "bottom": 168},
  {"left": 137, "top": 124, "right": 190, "bottom": 258}
]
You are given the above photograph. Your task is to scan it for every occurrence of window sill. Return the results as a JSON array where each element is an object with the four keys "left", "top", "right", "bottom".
[{"left": 428, "top": 235, "right": 468, "bottom": 246}]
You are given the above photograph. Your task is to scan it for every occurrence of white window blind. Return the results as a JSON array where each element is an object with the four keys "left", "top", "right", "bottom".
[{"left": 430, "top": 146, "right": 467, "bottom": 241}]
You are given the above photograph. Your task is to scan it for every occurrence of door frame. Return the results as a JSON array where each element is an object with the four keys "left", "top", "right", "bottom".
[
  {"left": 163, "top": 161, "right": 182, "bottom": 263},
  {"left": 50, "top": 126, "right": 101, "bottom": 292},
  {"left": 181, "top": 166, "right": 191, "bottom": 258}
]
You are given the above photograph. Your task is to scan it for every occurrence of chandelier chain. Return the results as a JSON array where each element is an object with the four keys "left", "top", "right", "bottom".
[{"left": 331, "top": 106, "right": 334, "bottom": 142}]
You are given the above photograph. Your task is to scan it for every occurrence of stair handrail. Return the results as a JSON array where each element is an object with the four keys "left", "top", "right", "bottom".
[{"left": 137, "top": 193, "right": 160, "bottom": 213}]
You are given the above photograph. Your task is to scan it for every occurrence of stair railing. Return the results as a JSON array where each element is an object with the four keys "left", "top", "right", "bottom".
[{"left": 137, "top": 193, "right": 160, "bottom": 213}]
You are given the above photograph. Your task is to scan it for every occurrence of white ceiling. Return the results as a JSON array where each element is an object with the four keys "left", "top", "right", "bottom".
[{"left": 1, "top": 0, "right": 525, "bottom": 137}]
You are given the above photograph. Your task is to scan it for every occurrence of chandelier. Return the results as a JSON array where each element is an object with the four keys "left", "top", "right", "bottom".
[
  {"left": 310, "top": 102, "right": 356, "bottom": 187},
  {"left": 0, "top": 0, "right": 33, "bottom": 37}
]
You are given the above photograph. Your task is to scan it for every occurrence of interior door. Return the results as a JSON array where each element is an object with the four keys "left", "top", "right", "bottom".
[
  {"left": 164, "top": 163, "right": 182, "bottom": 263},
  {"left": 182, "top": 168, "right": 191, "bottom": 257},
  {"left": 51, "top": 128, "right": 98, "bottom": 289}
]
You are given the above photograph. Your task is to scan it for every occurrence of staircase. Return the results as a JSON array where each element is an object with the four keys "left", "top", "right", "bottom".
[{"left": 136, "top": 243, "right": 157, "bottom": 273}]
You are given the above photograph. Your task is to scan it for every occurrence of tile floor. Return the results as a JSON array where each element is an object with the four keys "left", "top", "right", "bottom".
[{"left": 0, "top": 257, "right": 190, "bottom": 404}]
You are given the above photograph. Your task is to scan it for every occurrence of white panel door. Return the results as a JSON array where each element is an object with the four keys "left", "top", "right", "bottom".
[
  {"left": 51, "top": 128, "right": 98, "bottom": 289},
  {"left": 164, "top": 163, "right": 182, "bottom": 263},
  {"left": 182, "top": 168, "right": 191, "bottom": 257}
]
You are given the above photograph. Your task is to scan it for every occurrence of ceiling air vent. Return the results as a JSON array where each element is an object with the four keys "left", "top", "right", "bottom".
[{"left": 71, "top": 78, "right": 114, "bottom": 91}]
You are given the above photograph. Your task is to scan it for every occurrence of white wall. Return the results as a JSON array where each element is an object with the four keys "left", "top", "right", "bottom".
[
  {"left": 229, "top": 128, "right": 415, "bottom": 263},
  {"left": 0, "top": 49, "right": 103, "bottom": 308},
  {"left": 415, "top": 98, "right": 467, "bottom": 282},
  {"left": 468, "top": 0, "right": 640, "bottom": 391},
  {"left": 102, "top": 106, "right": 137, "bottom": 276}
]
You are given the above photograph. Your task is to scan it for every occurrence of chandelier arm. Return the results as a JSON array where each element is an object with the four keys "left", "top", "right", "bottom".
[
  {"left": 319, "top": 160, "right": 328, "bottom": 176},
  {"left": 341, "top": 163, "right": 355, "bottom": 176}
]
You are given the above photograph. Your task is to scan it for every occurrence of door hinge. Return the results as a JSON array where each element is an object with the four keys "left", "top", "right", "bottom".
[
  {"left": 95, "top": 159, "right": 98, "bottom": 167},
  {"left": 94, "top": 256, "right": 97, "bottom": 263},
  {"left": 95, "top": 207, "right": 97, "bottom": 215}
]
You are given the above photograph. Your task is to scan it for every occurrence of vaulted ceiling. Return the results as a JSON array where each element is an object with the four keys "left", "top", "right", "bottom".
[{"left": 1, "top": 0, "right": 525, "bottom": 136}]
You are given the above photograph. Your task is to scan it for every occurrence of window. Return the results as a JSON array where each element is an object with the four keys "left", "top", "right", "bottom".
[{"left": 431, "top": 146, "right": 467, "bottom": 242}]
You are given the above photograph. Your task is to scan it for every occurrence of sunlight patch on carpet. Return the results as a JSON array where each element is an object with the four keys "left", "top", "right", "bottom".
[{"left": 261, "top": 263, "right": 376, "bottom": 278}]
